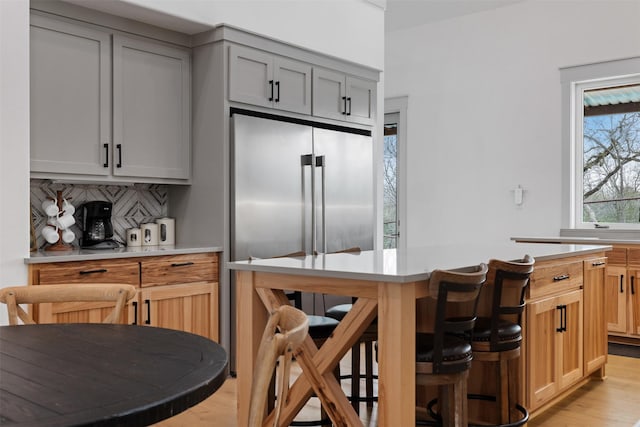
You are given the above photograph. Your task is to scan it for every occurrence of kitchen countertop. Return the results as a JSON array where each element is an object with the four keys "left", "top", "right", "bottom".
[
  {"left": 26, "top": 244, "right": 223, "bottom": 264},
  {"left": 512, "top": 236, "right": 640, "bottom": 245},
  {"left": 227, "top": 243, "right": 611, "bottom": 283}
]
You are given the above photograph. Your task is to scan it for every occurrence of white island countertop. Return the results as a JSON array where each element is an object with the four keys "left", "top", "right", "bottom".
[
  {"left": 26, "top": 244, "right": 223, "bottom": 264},
  {"left": 227, "top": 242, "right": 611, "bottom": 283}
]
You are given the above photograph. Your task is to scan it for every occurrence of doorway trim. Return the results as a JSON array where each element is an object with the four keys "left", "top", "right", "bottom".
[{"left": 384, "top": 96, "right": 408, "bottom": 252}]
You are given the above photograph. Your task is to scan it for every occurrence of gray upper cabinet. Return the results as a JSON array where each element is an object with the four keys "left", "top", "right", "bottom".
[
  {"left": 229, "top": 45, "right": 312, "bottom": 115},
  {"left": 30, "top": 13, "right": 191, "bottom": 183},
  {"left": 312, "top": 68, "right": 375, "bottom": 125},
  {"left": 30, "top": 14, "right": 111, "bottom": 176},
  {"left": 112, "top": 35, "right": 191, "bottom": 180}
]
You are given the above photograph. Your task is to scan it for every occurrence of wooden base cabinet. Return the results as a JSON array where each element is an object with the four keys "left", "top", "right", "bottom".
[
  {"left": 28, "top": 252, "right": 219, "bottom": 342},
  {"left": 605, "top": 247, "right": 640, "bottom": 341},
  {"left": 524, "top": 254, "right": 607, "bottom": 415}
]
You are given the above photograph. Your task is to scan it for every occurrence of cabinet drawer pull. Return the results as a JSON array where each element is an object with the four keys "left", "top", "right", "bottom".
[
  {"left": 591, "top": 261, "right": 605, "bottom": 266},
  {"left": 553, "top": 274, "right": 570, "bottom": 281},
  {"left": 79, "top": 269, "right": 107, "bottom": 275},
  {"left": 171, "top": 262, "right": 194, "bottom": 267},
  {"left": 632, "top": 276, "right": 636, "bottom": 295},
  {"left": 621, "top": 275, "right": 625, "bottom": 293}
]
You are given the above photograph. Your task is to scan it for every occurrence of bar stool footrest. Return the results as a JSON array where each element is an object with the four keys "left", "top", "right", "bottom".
[{"left": 467, "top": 393, "right": 529, "bottom": 427}]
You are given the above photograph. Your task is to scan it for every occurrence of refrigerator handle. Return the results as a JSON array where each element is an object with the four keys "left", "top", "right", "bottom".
[
  {"left": 315, "top": 155, "right": 326, "bottom": 253},
  {"left": 301, "top": 154, "right": 315, "bottom": 253}
]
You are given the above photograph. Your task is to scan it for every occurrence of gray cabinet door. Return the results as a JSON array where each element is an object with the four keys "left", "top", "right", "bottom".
[
  {"left": 112, "top": 35, "right": 191, "bottom": 180},
  {"left": 312, "top": 68, "right": 346, "bottom": 121},
  {"left": 273, "top": 57, "right": 312, "bottom": 114},
  {"left": 345, "top": 76, "right": 376, "bottom": 125},
  {"left": 30, "top": 14, "right": 111, "bottom": 176}
]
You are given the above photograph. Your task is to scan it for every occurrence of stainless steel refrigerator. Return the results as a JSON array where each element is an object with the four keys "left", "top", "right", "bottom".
[
  {"left": 229, "top": 112, "right": 374, "bottom": 368},
  {"left": 231, "top": 112, "right": 374, "bottom": 261}
]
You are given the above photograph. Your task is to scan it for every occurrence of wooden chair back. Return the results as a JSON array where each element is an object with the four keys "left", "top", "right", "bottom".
[
  {"left": 485, "top": 254, "right": 535, "bottom": 351},
  {"left": 427, "top": 263, "right": 488, "bottom": 374},
  {"left": 248, "top": 305, "right": 309, "bottom": 427},
  {"left": 0, "top": 284, "right": 137, "bottom": 325}
]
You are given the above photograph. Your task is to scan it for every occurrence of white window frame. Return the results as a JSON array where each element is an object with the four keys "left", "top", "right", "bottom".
[{"left": 560, "top": 57, "right": 640, "bottom": 230}]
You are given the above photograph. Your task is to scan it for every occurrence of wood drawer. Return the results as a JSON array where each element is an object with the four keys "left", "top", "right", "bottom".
[
  {"left": 37, "top": 260, "right": 140, "bottom": 286},
  {"left": 607, "top": 247, "right": 627, "bottom": 266},
  {"left": 529, "top": 259, "right": 583, "bottom": 299},
  {"left": 140, "top": 253, "right": 218, "bottom": 287},
  {"left": 627, "top": 247, "right": 640, "bottom": 265}
]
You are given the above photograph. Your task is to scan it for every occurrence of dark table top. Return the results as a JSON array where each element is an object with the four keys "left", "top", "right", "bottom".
[{"left": 0, "top": 324, "right": 228, "bottom": 426}]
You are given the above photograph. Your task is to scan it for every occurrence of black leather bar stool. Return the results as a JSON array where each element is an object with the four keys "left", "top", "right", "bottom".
[
  {"left": 416, "top": 263, "right": 488, "bottom": 427},
  {"left": 467, "top": 255, "right": 534, "bottom": 427},
  {"left": 325, "top": 302, "right": 378, "bottom": 413}
]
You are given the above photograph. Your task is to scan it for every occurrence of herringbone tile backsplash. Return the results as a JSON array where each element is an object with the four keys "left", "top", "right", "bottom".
[{"left": 31, "top": 179, "right": 168, "bottom": 249}]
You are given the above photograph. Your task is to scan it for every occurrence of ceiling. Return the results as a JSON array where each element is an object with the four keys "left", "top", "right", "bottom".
[{"left": 384, "top": 0, "right": 525, "bottom": 32}]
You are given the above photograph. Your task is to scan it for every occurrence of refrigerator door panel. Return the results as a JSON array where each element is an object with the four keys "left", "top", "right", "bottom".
[
  {"left": 232, "top": 114, "right": 313, "bottom": 261},
  {"left": 313, "top": 128, "right": 374, "bottom": 254}
]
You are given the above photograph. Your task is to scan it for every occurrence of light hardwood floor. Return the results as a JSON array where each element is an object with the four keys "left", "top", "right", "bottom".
[{"left": 155, "top": 353, "right": 640, "bottom": 426}]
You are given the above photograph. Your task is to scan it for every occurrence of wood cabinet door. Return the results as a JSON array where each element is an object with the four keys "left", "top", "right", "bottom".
[
  {"left": 345, "top": 75, "right": 375, "bottom": 125},
  {"left": 630, "top": 269, "right": 640, "bottom": 336},
  {"left": 583, "top": 258, "right": 607, "bottom": 374},
  {"left": 273, "top": 57, "right": 312, "bottom": 115},
  {"left": 37, "top": 291, "right": 138, "bottom": 325},
  {"left": 140, "top": 282, "right": 218, "bottom": 341},
  {"left": 312, "top": 68, "right": 347, "bottom": 121},
  {"left": 30, "top": 13, "right": 111, "bottom": 176},
  {"left": 228, "top": 45, "right": 274, "bottom": 109},
  {"left": 606, "top": 265, "right": 627, "bottom": 333},
  {"left": 557, "top": 289, "right": 584, "bottom": 391},
  {"left": 527, "top": 295, "right": 560, "bottom": 410},
  {"left": 112, "top": 34, "right": 191, "bottom": 180}
]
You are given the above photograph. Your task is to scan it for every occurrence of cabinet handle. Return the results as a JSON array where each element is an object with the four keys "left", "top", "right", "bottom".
[
  {"left": 131, "top": 301, "right": 138, "bottom": 325},
  {"left": 632, "top": 276, "right": 636, "bottom": 295},
  {"left": 347, "top": 97, "right": 352, "bottom": 116},
  {"left": 342, "top": 96, "right": 347, "bottom": 115},
  {"left": 563, "top": 305, "right": 567, "bottom": 332},
  {"left": 269, "top": 80, "right": 274, "bottom": 101},
  {"left": 591, "top": 261, "right": 605, "bottom": 266},
  {"left": 275, "top": 81, "right": 280, "bottom": 102},
  {"left": 103, "top": 143, "right": 109, "bottom": 168},
  {"left": 116, "top": 144, "right": 122, "bottom": 168},
  {"left": 171, "top": 262, "right": 194, "bottom": 267},
  {"left": 144, "top": 299, "right": 151, "bottom": 325},
  {"left": 553, "top": 274, "right": 570, "bottom": 281},
  {"left": 79, "top": 268, "right": 107, "bottom": 275},
  {"left": 556, "top": 305, "right": 564, "bottom": 332},
  {"left": 621, "top": 275, "right": 625, "bottom": 293}
]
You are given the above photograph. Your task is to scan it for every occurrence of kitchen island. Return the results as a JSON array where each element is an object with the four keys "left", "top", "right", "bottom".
[{"left": 228, "top": 242, "right": 611, "bottom": 426}]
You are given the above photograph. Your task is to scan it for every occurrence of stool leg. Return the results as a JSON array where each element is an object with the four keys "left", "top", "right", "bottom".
[
  {"left": 365, "top": 341, "right": 374, "bottom": 408},
  {"left": 351, "top": 342, "right": 361, "bottom": 413}
]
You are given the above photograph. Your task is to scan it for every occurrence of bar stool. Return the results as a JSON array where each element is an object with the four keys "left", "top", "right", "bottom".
[
  {"left": 416, "top": 263, "right": 488, "bottom": 427},
  {"left": 325, "top": 302, "right": 378, "bottom": 413},
  {"left": 467, "top": 255, "right": 534, "bottom": 427}
]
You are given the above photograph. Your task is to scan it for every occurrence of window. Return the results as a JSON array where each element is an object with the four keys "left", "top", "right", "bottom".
[
  {"left": 562, "top": 57, "right": 640, "bottom": 229},
  {"left": 383, "top": 114, "right": 398, "bottom": 249}
]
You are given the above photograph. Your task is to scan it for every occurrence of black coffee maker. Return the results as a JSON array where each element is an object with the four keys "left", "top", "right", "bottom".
[{"left": 79, "top": 201, "right": 119, "bottom": 249}]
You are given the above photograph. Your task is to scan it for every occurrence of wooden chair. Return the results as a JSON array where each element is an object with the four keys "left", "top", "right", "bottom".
[
  {"left": 0, "top": 283, "right": 137, "bottom": 325},
  {"left": 248, "top": 305, "right": 309, "bottom": 427},
  {"left": 417, "top": 263, "right": 488, "bottom": 427},
  {"left": 468, "top": 255, "right": 534, "bottom": 427}
]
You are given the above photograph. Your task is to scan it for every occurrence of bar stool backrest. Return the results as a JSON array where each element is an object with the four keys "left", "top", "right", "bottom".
[
  {"left": 248, "top": 305, "right": 309, "bottom": 427},
  {"left": 427, "top": 263, "right": 488, "bottom": 374},
  {"left": 486, "top": 255, "right": 535, "bottom": 351}
]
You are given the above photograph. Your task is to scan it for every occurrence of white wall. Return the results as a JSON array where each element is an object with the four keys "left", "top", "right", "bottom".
[
  {"left": 385, "top": 0, "right": 640, "bottom": 247},
  {"left": 121, "top": 0, "right": 385, "bottom": 70},
  {"left": 0, "top": 0, "right": 30, "bottom": 324}
]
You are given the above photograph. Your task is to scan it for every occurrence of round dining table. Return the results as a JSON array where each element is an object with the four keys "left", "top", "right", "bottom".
[{"left": 0, "top": 323, "right": 228, "bottom": 426}]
